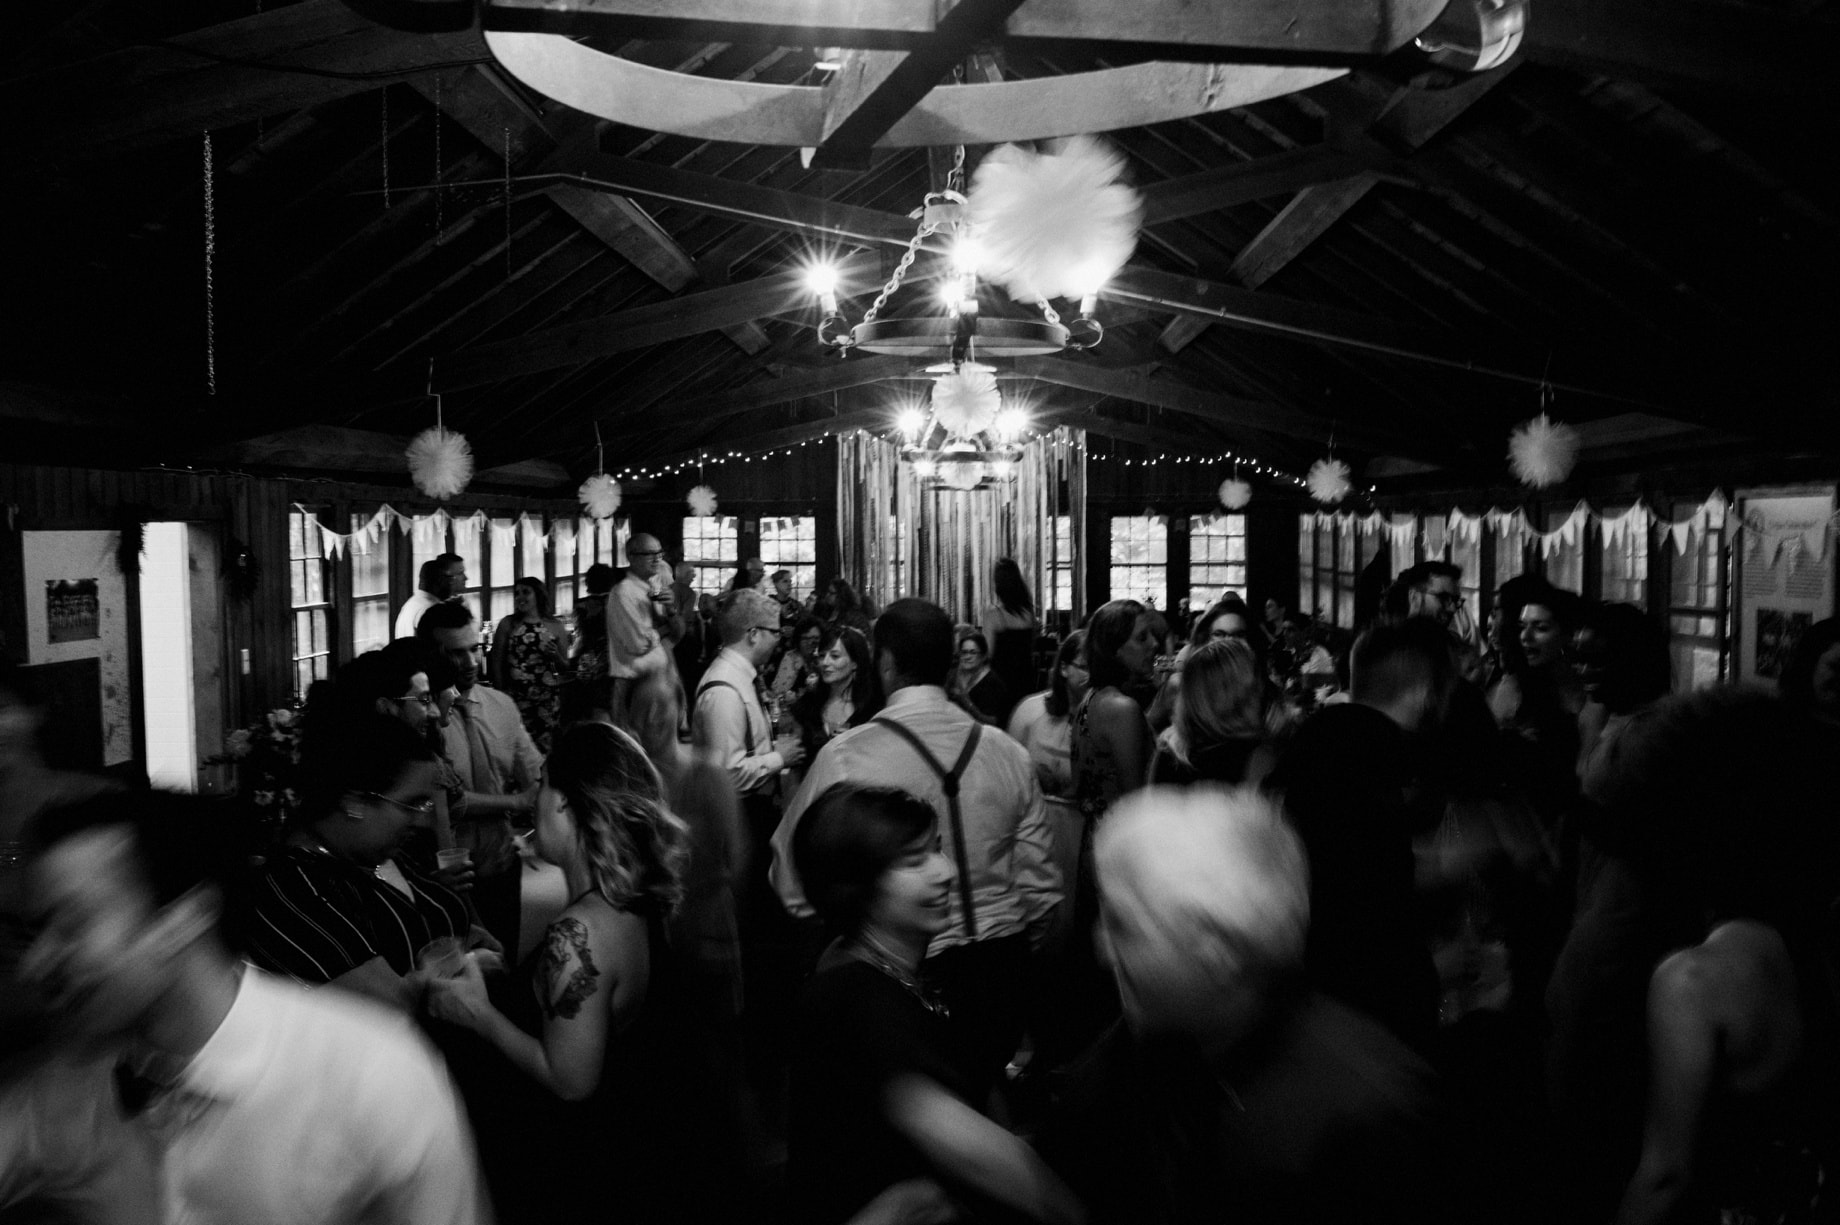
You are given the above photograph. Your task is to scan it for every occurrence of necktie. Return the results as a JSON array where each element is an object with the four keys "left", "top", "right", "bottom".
[{"left": 456, "top": 698, "right": 496, "bottom": 793}]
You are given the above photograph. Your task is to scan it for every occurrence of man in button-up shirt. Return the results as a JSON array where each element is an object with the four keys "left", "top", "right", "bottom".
[
  {"left": 420, "top": 600, "right": 541, "bottom": 953},
  {"left": 608, "top": 534, "right": 676, "bottom": 713},
  {"left": 770, "top": 597, "right": 1061, "bottom": 1098},
  {"left": 15, "top": 790, "right": 487, "bottom": 1225}
]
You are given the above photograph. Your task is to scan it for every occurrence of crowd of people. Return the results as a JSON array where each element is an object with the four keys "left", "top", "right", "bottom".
[{"left": 4, "top": 545, "right": 1840, "bottom": 1225}]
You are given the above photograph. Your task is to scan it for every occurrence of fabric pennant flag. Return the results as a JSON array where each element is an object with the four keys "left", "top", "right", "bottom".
[
  {"left": 1423, "top": 515, "right": 1448, "bottom": 559},
  {"left": 1670, "top": 519, "right": 1693, "bottom": 556}
]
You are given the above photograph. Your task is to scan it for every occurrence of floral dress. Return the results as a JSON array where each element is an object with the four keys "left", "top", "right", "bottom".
[{"left": 504, "top": 619, "right": 569, "bottom": 753}]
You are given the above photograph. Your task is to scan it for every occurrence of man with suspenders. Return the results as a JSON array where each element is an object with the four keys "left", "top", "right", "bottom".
[{"left": 770, "top": 598, "right": 1062, "bottom": 1101}]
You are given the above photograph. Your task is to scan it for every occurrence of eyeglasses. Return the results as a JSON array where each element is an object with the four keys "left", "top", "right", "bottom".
[
  {"left": 361, "top": 792, "right": 436, "bottom": 817},
  {"left": 749, "top": 624, "right": 778, "bottom": 636},
  {"left": 392, "top": 694, "right": 437, "bottom": 708}
]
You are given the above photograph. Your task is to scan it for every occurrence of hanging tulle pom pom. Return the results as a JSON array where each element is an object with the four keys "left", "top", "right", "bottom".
[
  {"left": 687, "top": 485, "right": 718, "bottom": 517},
  {"left": 579, "top": 473, "right": 622, "bottom": 519},
  {"left": 1307, "top": 458, "right": 1351, "bottom": 505},
  {"left": 968, "top": 135, "right": 1142, "bottom": 304},
  {"left": 406, "top": 427, "right": 473, "bottom": 500},
  {"left": 1508, "top": 413, "right": 1581, "bottom": 488},
  {"left": 931, "top": 367, "right": 1001, "bottom": 437},
  {"left": 1219, "top": 478, "right": 1252, "bottom": 510}
]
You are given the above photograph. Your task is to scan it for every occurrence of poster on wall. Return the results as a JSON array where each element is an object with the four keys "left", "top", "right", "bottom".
[
  {"left": 45, "top": 578, "right": 100, "bottom": 644},
  {"left": 1734, "top": 487, "right": 1836, "bottom": 686}
]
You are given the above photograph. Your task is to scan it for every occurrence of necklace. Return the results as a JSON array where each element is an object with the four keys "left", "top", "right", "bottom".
[{"left": 846, "top": 934, "right": 949, "bottom": 1019}]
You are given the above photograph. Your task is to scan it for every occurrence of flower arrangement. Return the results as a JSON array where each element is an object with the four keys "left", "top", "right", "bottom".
[{"left": 205, "top": 706, "right": 306, "bottom": 830}]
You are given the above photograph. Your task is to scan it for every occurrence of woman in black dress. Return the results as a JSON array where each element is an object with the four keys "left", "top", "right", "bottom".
[{"left": 788, "top": 786, "right": 1084, "bottom": 1225}]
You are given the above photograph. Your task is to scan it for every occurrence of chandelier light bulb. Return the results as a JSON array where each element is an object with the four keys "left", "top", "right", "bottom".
[{"left": 896, "top": 408, "right": 927, "bottom": 438}]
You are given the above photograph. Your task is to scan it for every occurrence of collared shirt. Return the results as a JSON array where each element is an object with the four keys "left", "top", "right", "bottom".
[
  {"left": 692, "top": 646, "right": 783, "bottom": 797},
  {"left": 392, "top": 591, "right": 441, "bottom": 641},
  {"left": 439, "top": 684, "right": 541, "bottom": 872},
  {"left": 245, "top": 848, "right": 471, "bottom": 984},
  {"left": 769, "top": 685, "right": 1061, "bottom": 955},
  {"left": 133, "top": 967, "right": 488, "bottom": 1224},
  {"left": 607, "top": 572, "right": 669, "bottom": 679}
]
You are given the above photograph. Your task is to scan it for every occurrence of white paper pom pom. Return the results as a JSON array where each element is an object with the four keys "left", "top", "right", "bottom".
[
  {"left": 1508, "top": 414, "right": 1581, "bottom": 488},
  {"left": 931, "top": 367, "right": 1001, "bottom": 437},
  {"left": 1306, "top": 457, "right": 1352, "bottom": 505},
  {"left": 406, "top": 427, "right": 473, "bottom": 500},
  {"left": 1219, "top": 478, "right": 1252, "bottom": 510},
  {"left": 578, "top": 473, "right": 622, "bottom": 519},
  {"left": 968, "top": 135, "right": 1142, "bottom": 304},
  {"left": 687, "top": 485, "right": 718, "bottom": 517}
]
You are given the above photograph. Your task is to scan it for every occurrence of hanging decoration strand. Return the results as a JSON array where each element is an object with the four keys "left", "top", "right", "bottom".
[
  {"left": 381, "top": 88, "right": 390, "bottom": 209},
  {"left": 502, "top": 126, "right": 512, "bottom": 279},
  {"left": 433, "top": 77, "right": 443, "bottom": 236},
  {"left": 203, "top": 131, "right": 217, "bottom": 397}
]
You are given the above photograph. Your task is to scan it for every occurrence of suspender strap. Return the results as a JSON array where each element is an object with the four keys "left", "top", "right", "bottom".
[
  {"left": 873, "top": 716, "right": 982, "bottom": 938},
  {"left": 695, "top": 680, "right": 755, "bottom": 755}
]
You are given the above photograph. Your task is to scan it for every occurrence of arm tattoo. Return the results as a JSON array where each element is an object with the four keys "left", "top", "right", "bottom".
[{"left": 536, "top": 917, "right": 600, "bottom": 1021}]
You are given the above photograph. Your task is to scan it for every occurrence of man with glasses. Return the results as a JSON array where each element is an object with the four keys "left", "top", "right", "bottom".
[{"left": 608, "top": 533, "right": 677, "bottom": 714}]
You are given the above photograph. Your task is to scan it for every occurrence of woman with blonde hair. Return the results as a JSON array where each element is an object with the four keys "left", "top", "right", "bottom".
[
  {"left": 427, "top": 721, "right": 694, "bottom": 1222},
  {"left": 1149, "top": 638, "right": 1273, "bottom": 787}
]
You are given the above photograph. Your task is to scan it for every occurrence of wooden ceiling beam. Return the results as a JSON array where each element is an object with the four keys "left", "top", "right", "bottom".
[
  {"left": 813, "top": 0, "right": 1029, "bottom": 165},
  {"left": 664, "top": 354, "right": 915, "bottom": 425},
  {"left": 1008, "top": 356, "right": 1443, "bottom": 460},
  {"left": 1161, "top": 66, "right": 1515, "bottom": 353},
  {"left": 14, "top": 0, "right": 488, "bottom": 155},
  {"left": 483, "top": 0, "right": 1445, "bottom": 60},
  {"left": 1521, "top": 0, "right": 1839, "bottom": 106},
  {"left": 432, "top": 253, "right": 882, "bottom": 390},
  {"left": 1140, "top": 144, "right": 1400, "bottom": 226}
]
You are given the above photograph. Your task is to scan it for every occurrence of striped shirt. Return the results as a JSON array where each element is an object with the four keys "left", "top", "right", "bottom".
[{"left": 246, "top": 847, "right": 470, "bottom": 983}]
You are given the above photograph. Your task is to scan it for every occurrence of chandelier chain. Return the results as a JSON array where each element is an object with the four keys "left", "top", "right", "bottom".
[{"left": 859, "top": 220, "right": 940, "bottom": 328}]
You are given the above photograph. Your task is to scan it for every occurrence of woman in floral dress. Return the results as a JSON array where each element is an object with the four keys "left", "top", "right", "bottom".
[{"left": 490, "top": 576, "right": 572, "bottom": 753}]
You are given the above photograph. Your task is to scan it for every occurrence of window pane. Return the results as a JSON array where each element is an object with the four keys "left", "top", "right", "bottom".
[
  {"left": 1109, "top": 516, "right": 1166, "bottom": 608},
  {"left": 353, "top": 597, "right": 390, "bottom": 656},
  {"left": 351, "top": 514, "right": 390, "bottom": 598},
  {"left": 683, "top": 516, "right": 739, "bottom": 597},
  {"left": 761, "top": 517, "right": 818, "bottom": 600}
]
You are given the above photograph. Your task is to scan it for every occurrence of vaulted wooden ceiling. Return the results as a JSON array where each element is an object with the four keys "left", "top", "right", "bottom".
[{"left": 5, "top": 0, "right": 1837, "bottom": 495}]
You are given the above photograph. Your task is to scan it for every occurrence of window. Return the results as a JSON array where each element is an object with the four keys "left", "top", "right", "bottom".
[
  {"left": 1188, "top": 514, "right": 1247, "bottom": 606},
  {"left": 1046, "top": 515, "right": 1073, "bottom": 613},
  {"left": 288, "top": 510, "right": 332, "bottom": 699},
  {"left": 1493, "top": 520, "right": 1526, "bottom": 595},
  {"left": 1543, "top": 507, "right": 1584, "bottom": 592},
  {"left": 760, "top": 516, "right": 817, "bottom": 600},
  {"left": 1296, "top": 516, "right": 1363, "bottom": 627},
  {"left": 1448, "top": 527, "right": 1483, "bottom": 613},
  {"left": 350, "top": 514, "right": 391, "bottom": 656},
  {"left": 683, "top": 516, "right": 738, "bottom": 597},
  {"left": 452, "top": 514, "right": 483, "bottom": 625},
  {"left": 1600, "top": 512, "right": 1649, "bottom": 606},
  {"left": 489, "top": 517, "right": 516, "bottom": 624},
  {"left": 1668, "top": 499, "right": 1727, "bottom": 690},
  {"left": 1108, "top": 516, "right": 1167, "bottom": 608}
]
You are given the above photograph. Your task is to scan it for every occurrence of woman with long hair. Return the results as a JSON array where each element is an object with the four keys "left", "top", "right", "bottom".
[
  {"left": 1149, "top": 638, "right": 1271, "bottom": 786},
  {"left": 791, "top": 625, "right": 882, "bottom": 758},
  {"left": 489, "top": 575, "right": 572, "bottom": 753},
  {"left": 426, "top": 722, "right": 695, "bottom": 1222},
  {"left": 825, "top": 577, "right": 875, "bottom": 638},
  {"left": 985, "top": 557, "right": 1040, "bottom": 700},
  {"left": 1006, "top": 631, "right": 1088, "bottom": 955},
  {"left": 788, "top": 786, "right": 1084, "bottom": 1225},
  {"left": 1071, "top": 599, "right": 1158, "bottom": 823}
]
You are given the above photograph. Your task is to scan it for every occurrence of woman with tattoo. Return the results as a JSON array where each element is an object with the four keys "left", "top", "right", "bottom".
[
  {"left": 788, "top": 786, "right": 1086, "bottom": 1225},
  {"left": 426, "top": 722, "right": 692, "bottom": 1223}
]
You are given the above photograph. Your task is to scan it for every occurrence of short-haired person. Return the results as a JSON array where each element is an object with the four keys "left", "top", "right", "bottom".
[
  {"left": 772, "top": 598, "right": 1060, "bottom": 1102},
  {"left": 396, "top": 552, "right": 466, "bottom": 640},
  {"left": 419, "top": 599, "right": 541, "bottom": 954},
  {"left": 1040, "top": 787, "right": 1442, "bottom": 1225},
  {"left": 22, "top": 789, "right": 490, "bottom": 1223},
  {"left": 787, "top": 786, "right": 1084, "bottom": 1225},
  {"left": 1263, "top": 618, "right": 1450, "bottom": 1052},
  {"left": 607, "top": 534, "right": 677, "bottom": 715},
  {"left": 950, "top": 630, "right": 1015, "bottom": 726},
  {"left": 245, "top": 713, "right": 501, "bottom": 1012}
]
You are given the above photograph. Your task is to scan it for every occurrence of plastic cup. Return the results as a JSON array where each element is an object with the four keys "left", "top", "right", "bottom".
[
  {"left": 436, "top": 848, "right": 472, "bottom": 872},
  {"left": 416, "top": 936, "right": 467, "bottom": 979}
]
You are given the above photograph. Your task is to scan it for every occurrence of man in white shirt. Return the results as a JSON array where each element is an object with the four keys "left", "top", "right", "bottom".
[
  {"left": 395, "top": 553, "right": 466, "bottom": 640},
  {"left": 15, "top": 790, "right": 489, "bottom": 1225},
  {"left": 770, "top": 597, "right": 1061, "bottom": 1099},
  {"left": 608, "top": 534, "right": 676, "bottom": 713}
]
